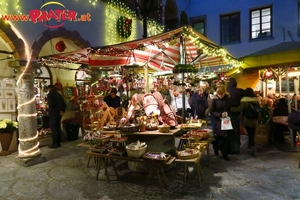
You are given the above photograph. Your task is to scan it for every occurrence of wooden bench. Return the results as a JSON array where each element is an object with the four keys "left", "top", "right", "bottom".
[{"left": 86, "top": 150, "right": 175, "bottom": 193}]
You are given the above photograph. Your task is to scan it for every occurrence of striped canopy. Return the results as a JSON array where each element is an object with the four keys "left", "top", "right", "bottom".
[{"left": 40, "top": 26, "right": 241, "bottom": 72}]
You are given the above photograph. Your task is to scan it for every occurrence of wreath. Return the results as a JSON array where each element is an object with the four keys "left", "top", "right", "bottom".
[{"left": 117, "top": 16, "right": 132, "bottom": 38}]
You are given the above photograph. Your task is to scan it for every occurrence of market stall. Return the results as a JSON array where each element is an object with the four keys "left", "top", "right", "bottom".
[
  {"left": 39, "top": 25, "right": 241, "bottom": 127},
  {"left": 40, "top": 26, "right": 241, "bottom": 169}
]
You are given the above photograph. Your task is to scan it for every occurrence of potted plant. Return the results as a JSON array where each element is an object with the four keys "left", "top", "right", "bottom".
[
  {"left": 0, "top": 119, "right": 18, "bottom": 151},
  {"left": 62, "top": 117, "right": 81, "bottom": 141}
]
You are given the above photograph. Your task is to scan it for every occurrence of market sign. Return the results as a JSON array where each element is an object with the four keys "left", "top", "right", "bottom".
[{"left": 1, "top": 1, "right": 91, "bottom": 28}]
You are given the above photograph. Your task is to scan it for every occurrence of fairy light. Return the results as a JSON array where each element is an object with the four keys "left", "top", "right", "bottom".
[
  {"left": 183, "top": 26, "right": 242, "bottom": 68},
  {"left": 19, "top": 131, "right": 39, "bottom": 142},
  {"left": 88, "top": 0, "right": 98, "bottom": 6},
  {"left": 9, "top": 23, "right": 31, "bottom": 85},
  {"left": 17, "top": 113, "right": 38, "bottom": 121},
  {"left": 17, "top": 96, "right": 36, "bottom": 109},
  {"left": 147, "top": 20, "right": 164, "bottom": 37},
  {"left": 18, "top": 132, "right": 40, "bottom": 157},
  {"left": 105, "top": 0, "right": 137, "bottom": 44},
  {"left": 0, "top": 0, "right": 21, "bottom": 15},
  {"left": 18, "top": 141, "right": 41, "bottom": 157},
  {"left": 8, "top": 22, "right": 40, "bottom": 158}
]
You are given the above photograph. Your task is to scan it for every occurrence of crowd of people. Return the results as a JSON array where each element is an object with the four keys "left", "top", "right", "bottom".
[
  {"left": 163, "top": 77, "right": 294, "bottom": 161},
  {"left": 46, "top": 77, "right": 295, "bottom": 158},
  {"left": 98, "top": 77, "right": 294, "bottom": 161}
]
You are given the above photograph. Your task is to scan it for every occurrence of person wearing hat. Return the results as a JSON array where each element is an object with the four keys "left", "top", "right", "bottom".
[
  {"left": 47, "top": 84, "right": 66, "bottom": 148},
  {"left": 104, "top": 88, "right": 120, "bottom": 109}
]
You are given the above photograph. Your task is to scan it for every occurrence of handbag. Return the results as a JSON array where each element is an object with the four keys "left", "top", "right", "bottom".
[{"left": 221, "top": 117, "right": 233, "bottom": 130}]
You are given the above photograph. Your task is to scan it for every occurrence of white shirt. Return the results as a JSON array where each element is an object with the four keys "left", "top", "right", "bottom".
[{"left": 170, "top": 91, "right": 191, "bottom": 111}]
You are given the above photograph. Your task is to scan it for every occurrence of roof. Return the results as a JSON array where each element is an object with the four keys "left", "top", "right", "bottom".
[
  {"left": 241, "top": 41, "right": 300, "bottom": 69},
  {"left": 39, "top": 25, "right": 241, "bottom": 72}
]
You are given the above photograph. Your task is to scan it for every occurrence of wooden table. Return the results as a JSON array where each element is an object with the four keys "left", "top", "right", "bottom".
[
  {"left": 118, "top": 128, "right": 182, "bottom": 172},
  {"left": 174, "top": 138, "right": 212, "bottom": 190},
  {"left": 86, "top": 150, "right": 175, "bottom": 194}
]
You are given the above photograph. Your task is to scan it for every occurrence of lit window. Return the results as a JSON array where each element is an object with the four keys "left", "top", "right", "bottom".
[{"left": 250, "top": 7, "right": 272, "bottom": 39}]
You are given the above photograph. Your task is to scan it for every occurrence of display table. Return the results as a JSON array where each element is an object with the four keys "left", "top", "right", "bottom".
[
  {"left": 86, "top": 150, "right": 175, "bottom": 194},
  {"left": 120, "top": 128, "right": 181, "bottom": 172},
  {"left": 175, "top": 138, "right": 212, "bottom": 190}
]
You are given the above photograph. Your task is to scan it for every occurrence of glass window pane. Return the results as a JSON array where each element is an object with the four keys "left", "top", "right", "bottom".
[
  {"left": 194, "top": 21, "right": 205, "bottom": 35},
  {"left": 262, "top": 23, "right": 270, "bottom": 30},
  {"left": 252, "top": 24, "right": 260, "bottom": 32},
  {"left": 262, "top": 16, "right": 271, "bottom": 23},
  {"left": 221, "top": 13, "right": 240, "bottom": 42},
  {"left": 252, "top": 17, "right": 260, "bottom": 24},
  {"left": 262, "top": 8, "right": 270, "bottom": 16},
  {"left": 252, "top": 31, "right": 258, "bottom": 38},
  {"left": 251, "top": 10, "right": 260, "bottom": 18}
]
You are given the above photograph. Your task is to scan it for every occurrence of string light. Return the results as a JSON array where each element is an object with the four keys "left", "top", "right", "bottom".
[
  {"left": 0, "top": 0, "right": 21, "bottom": 14},
  {"left": 8, "top": 21, "right": 40, "bottom": 158},
  {"left": 17, "top": 96, "right": 36, "bottom": 109},
  {"left": 88, "top": 0, "right": 98, "bottom": 6},
  {"left": 105, "top": 0, "right": 137, "bottom": 44},
  {"left": 17, "top": 113, "right": 38, "bottom": 121},
  {"left": 18, "top": 131, "right": 39, "bottom": 142}
]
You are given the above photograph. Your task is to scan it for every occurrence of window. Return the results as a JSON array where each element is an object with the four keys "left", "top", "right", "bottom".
[
  {"left": 220, "top": 13, "right": 240, "bottom": 43},
  {"left": 250, "top": 7, "right": 272, "bottom": 39},
  {"left": 190, "top": 16, "right": 206, "bottom": 35},
  {"left": 194, "top": 21, "right": 205, "bottom": 35}
]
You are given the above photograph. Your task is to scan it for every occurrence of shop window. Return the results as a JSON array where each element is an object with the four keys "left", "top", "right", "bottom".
[
  {"left": 190, "top": 16, "right": 206, "bottom": 36},
  {"left": 220, "top": 12, "right": 240, "bottom": 43},
  {"left": 34, "top": 66, "right": 51, "bottom": 130},
  {"left": 276, "top": 78, "right": 295, "bottom": 93},
  {"left": 250, "top": 6, "right": 272, "bottom": 39}
]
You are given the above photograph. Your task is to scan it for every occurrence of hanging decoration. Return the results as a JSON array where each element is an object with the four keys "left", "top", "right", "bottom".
[
  {"left": 117, "top": 16, "right": 132, "bottom": 38},
  {"left": 172, "top": 64, "right": 198, "bottom": 74},
  {"left": 55, "top": 41, "right": 66, "bottom": 52},
  {"left": 260, "top": 68, "right": 278, "bottom": 82}
]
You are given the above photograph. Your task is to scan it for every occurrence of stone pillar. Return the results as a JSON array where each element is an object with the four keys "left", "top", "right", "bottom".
[{"left": 9, "top": 60, "right": 46, "bottom": 166}]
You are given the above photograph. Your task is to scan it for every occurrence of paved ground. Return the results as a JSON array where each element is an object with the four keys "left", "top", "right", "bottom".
[{"left": 0, "top": 135, "right": 300, "bottom": 200}]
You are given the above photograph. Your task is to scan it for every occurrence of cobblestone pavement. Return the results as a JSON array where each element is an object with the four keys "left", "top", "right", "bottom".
[{"left": 0, "top": 135, "right": 300, "bottom": 200}]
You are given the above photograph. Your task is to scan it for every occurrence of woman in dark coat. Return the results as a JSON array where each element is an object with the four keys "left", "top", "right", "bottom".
[{"left": 210, "top": 85, "right": 232, "bottom": 161}]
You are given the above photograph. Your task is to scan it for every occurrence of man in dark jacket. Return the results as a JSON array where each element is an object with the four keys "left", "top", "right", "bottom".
[
  {"left": 227, "top": 78, "right": 244, "bottom": 154},
  {"left": 47, "top": 85, "right": 66, "bottom": 148},
  {"left": 104, "top": 88, "right": 120, "bottom": 109}
]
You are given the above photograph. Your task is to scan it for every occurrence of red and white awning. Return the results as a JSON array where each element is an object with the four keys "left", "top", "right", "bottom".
[{"left": 39, "top": 26, "right": 241, "bottom": 72}]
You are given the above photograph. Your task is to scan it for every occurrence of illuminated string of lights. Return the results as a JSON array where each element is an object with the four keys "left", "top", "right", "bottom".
[
  {"left": 18, "top": 131, "right": 40, "bottom": 157},
  {"left": 17, "top": 113, "right": 38, "bottom": 121},
  {"left": 17, "top": 96, "right": 36, "bottom": 109},
  {"left": 0, "top": 0, "right": 21, "bottom": 15},
  {"left": 106, "top": 0, "right": 137, "bottom": 44},
  {"left": 8, "top": 21, "right": 40, "bottom": 158},
  {"left": 182, "top": 26, "right": 242, "bottom": 68},
  {"left": 18, "top": 132, "right": 39, "bottom": 142},
  {"left": 88, "top": 0, "right": 98, "bottom": 6}
]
